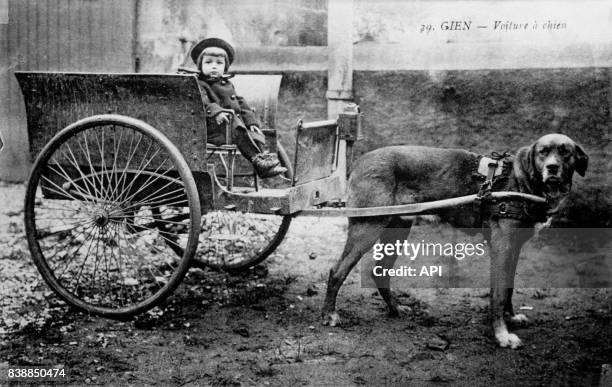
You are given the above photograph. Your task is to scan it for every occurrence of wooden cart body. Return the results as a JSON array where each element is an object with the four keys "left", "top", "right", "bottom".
[{"left": 16, "top": 71, "right": 351, "bottom": 216}]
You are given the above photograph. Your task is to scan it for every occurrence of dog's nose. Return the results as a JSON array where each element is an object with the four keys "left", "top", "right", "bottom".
[{"left": 546, "top": 164, "right": 559, "bottom": 175}]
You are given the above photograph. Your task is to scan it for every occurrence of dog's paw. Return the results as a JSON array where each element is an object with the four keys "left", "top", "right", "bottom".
[
  {"left": 322, "top": 312, "right": 341, "bottom": 327},
  {"left": 495, "top": 331, "right": 523, "bottom": 349},
  {"left": 507, "top": 313, "right": 530, "bottom": 327},
  {"left": 389, "top": 304, "right": 412, "bottom": 318}
]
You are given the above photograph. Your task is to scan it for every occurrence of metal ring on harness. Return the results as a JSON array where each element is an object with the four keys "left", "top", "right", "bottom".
[{"left": 498, "top": 202, "right": 507, "bottom": 215}]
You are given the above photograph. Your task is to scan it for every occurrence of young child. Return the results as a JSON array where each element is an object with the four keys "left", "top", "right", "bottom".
[{"left": 190, "top": 37, "right": 286, "bottom": 178}]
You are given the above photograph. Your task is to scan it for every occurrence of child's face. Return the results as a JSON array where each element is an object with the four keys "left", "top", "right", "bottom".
[{"left": 199, "top": 47, "right": 227, "bottom": 78}]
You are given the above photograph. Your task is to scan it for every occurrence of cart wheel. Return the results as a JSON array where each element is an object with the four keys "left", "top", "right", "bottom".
[
  {"left": 192, "top": 142, "right": 293, "bottom": 272},
  {"left": 24, "top": 114, "right": 201, "bottom": 319}
]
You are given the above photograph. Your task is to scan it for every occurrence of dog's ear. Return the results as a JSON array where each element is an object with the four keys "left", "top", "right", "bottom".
[
  {"left": 574, "top": 144, "right": 588, "bottom": 177},
  {"left": 514, "top": 144, "right": 539, "bottom": 193}
]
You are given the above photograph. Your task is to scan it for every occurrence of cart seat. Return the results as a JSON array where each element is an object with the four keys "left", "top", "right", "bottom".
[
  {"left": 203, "top": 75, "right": 281, "bottom": 153},
  {"left": 201, "top": 75, "right": 284, "bottom": 190}
]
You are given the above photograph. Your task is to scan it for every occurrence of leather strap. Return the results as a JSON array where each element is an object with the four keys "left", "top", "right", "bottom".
[{"left": 475, "top": 151, "right": 547, "bottom": 223}]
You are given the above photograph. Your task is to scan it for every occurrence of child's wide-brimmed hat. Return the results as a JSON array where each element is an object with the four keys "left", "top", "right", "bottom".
[{"left": 190, "top": 38, "right": 235, "bottom": 70}]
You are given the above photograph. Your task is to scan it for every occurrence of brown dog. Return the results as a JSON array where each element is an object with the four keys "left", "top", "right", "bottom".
[{"left": 321, "top": 134, "right": 588, "bottom": 348}]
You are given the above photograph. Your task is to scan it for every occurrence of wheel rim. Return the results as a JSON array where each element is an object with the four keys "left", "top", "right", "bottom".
[{"left": 24, "top": 115, "right": 200, "bottom": 317}]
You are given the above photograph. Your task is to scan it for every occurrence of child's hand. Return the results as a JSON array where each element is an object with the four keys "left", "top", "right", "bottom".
[{"left": 215, "top": 112, "right": 231, "bottom": 125}]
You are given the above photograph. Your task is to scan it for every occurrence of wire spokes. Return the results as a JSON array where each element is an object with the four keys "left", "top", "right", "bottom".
[
  {"left": 28, "top": 121, "right": 197, "bottom": 311},
  {"left": 195, "top": 211, "right": 287, "bottom": 269}
]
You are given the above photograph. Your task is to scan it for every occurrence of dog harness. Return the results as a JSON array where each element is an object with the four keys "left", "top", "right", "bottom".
[{"left": 473, "top": 152, "right": 548, "bottom": 223}]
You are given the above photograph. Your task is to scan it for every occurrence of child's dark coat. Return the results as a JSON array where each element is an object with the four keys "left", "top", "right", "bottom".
[{"left": 197, "top": 75, "right": 263, "bottom": 145}]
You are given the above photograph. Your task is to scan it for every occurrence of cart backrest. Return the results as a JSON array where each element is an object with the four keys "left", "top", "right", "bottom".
[
  {"left": 15, "top": 72, "right": 208, "bottom": 170},
  {"left": 231, "top": 75, "right": 282, "bottom": 129}
]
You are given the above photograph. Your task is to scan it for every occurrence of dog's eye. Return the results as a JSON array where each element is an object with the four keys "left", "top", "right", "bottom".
[
  {"left": 558, "top": 146, "right": 569, "bottom": 155},
  {"left": 538, "top": 147, "right": 549, "bottom": 155}
]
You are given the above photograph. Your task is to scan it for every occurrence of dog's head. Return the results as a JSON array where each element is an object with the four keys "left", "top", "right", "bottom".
[{"left": 514, "top": 133, "right": 588, "bottom": 207}]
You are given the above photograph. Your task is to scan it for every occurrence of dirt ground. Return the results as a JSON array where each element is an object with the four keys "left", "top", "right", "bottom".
[{"left": 1, "top": 181, "right": 611, "bottom": 386}]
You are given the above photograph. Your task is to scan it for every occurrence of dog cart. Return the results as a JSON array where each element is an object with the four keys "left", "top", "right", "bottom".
[{"left": 16, "top": 71, "right": 546, "bottom": 319}]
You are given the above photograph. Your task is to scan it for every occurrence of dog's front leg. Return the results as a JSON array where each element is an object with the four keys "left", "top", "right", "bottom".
[{"left": 489, "top": 219, "right": 532, "bottom": 349}]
